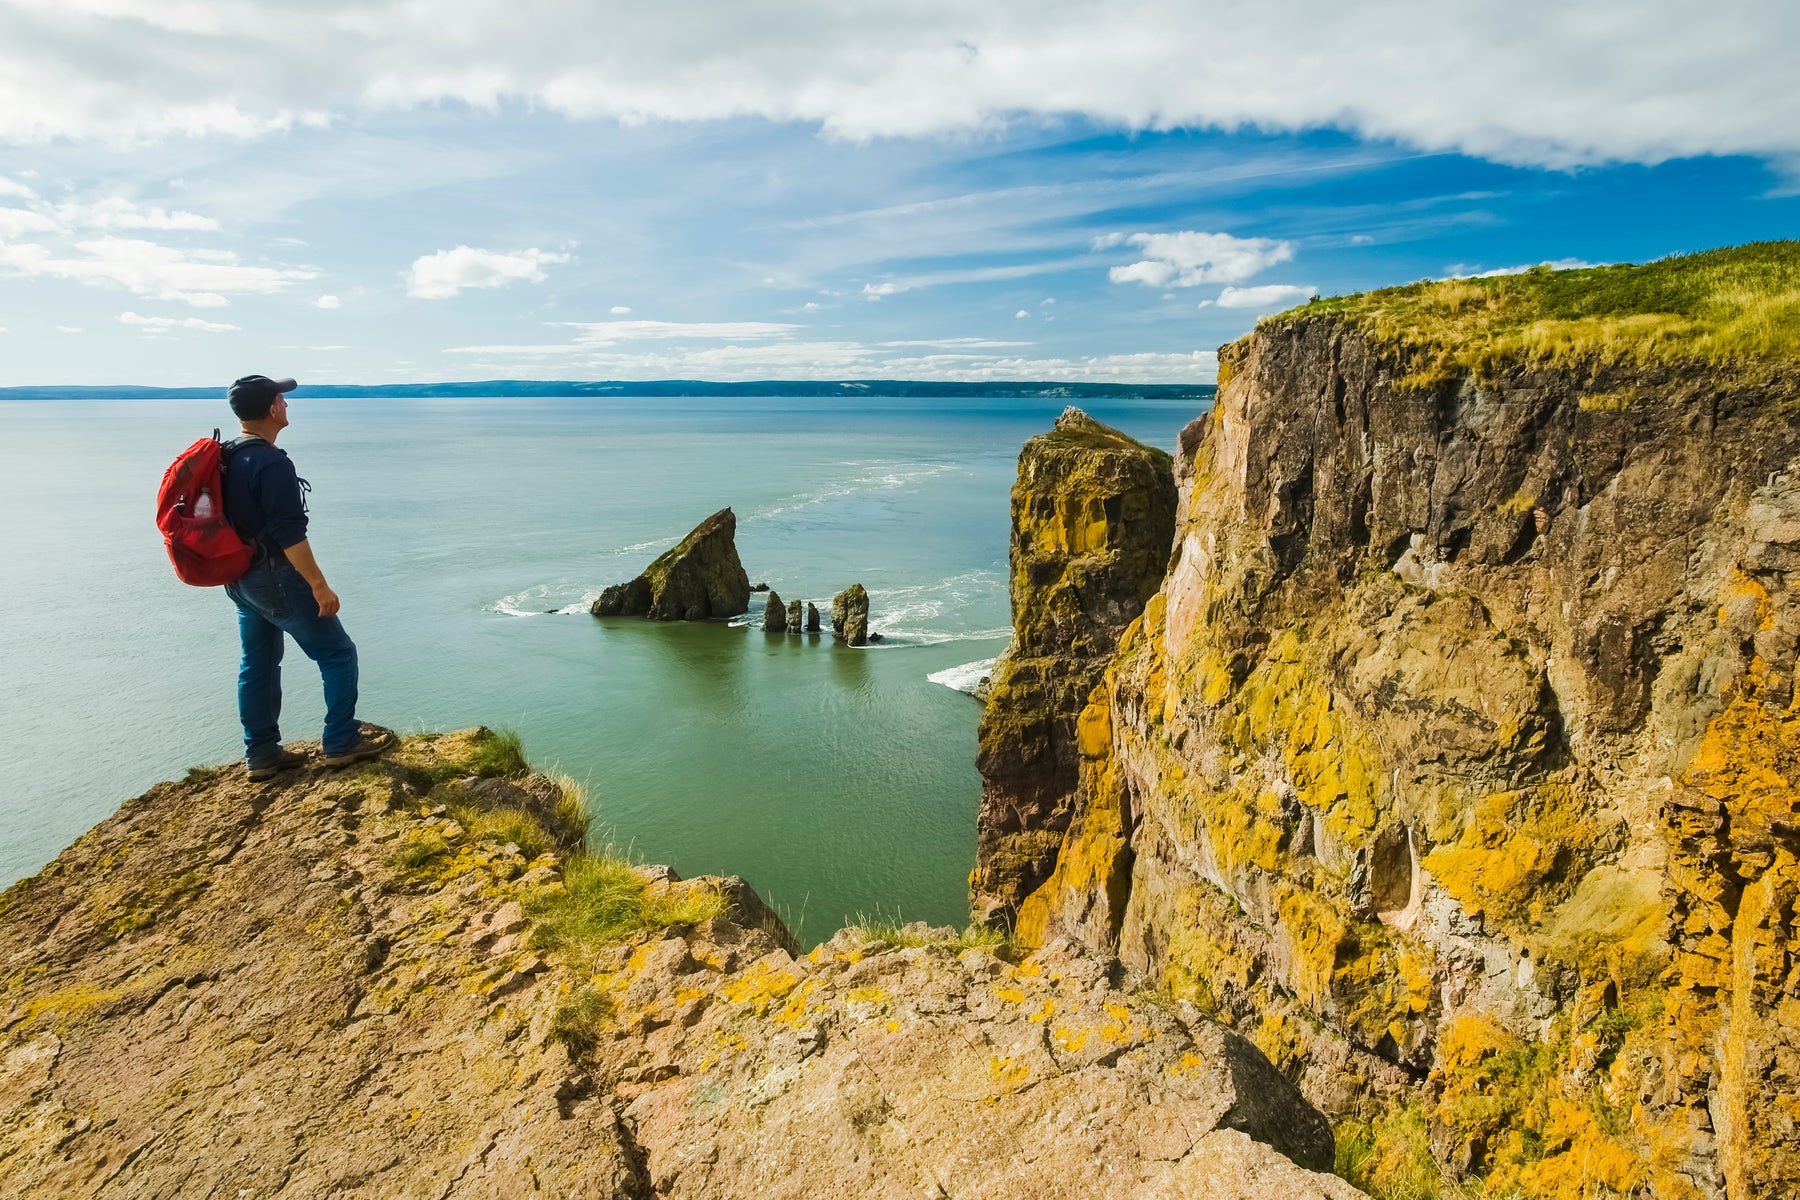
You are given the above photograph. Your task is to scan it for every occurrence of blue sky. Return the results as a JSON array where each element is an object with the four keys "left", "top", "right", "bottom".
[{"left": 0, "top": 1, "right": 1794, "bottom": 384}]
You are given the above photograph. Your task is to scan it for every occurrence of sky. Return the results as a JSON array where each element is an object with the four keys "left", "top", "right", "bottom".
[{"left": 0, "top": 1, "right": 1795, "bottom": 386}]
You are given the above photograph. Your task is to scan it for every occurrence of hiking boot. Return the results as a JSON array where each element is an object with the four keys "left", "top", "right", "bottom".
[
  {"left": 323, "top": 725, "right": 397, "bottom": 768},
  {"left": 247, "top": 748, "right": 307, "bottom": 783}
]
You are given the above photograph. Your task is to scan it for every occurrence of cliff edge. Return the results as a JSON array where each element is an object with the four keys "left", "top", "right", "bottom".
[
  {"left": 0, "top": 729, "right": 1356, "bottom": 1199},
  {"left": 989, "top": 243, "right": 1800, "bottom": 1199}
]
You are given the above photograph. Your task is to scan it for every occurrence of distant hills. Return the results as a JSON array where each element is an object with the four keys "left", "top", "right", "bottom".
[{"left": 0, "top": 379, "right": 1215, "bottom": 401}]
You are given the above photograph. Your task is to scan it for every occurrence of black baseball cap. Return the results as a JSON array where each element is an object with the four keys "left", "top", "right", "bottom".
[{"left": 228, "top": 374, "right": 298, "bottom": 419}]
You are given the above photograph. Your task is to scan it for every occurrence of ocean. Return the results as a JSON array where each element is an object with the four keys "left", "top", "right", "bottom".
[{"left": 0, "top": 394, "right": 1196, "bottom": 943}]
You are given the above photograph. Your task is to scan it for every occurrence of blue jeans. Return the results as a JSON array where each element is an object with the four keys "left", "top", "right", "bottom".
[{"left": 224, "top": 560, "right": 360, "bottom": 764}]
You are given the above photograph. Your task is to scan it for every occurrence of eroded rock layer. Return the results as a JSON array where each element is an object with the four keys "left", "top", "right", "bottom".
[
  {"left": 0, "top": 731, "right": 1354, "bottom": 1200},
  {"left": 972, "top": 407, "right": 1177, "bottom": 925},
  {"left": 1007, "top": 314, "right": 1800, "bottom": 1197}
]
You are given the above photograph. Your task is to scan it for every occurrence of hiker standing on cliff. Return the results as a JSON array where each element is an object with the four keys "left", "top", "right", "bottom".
[{"left": 223, "top": 375, "right": 392, "bottom": 780}]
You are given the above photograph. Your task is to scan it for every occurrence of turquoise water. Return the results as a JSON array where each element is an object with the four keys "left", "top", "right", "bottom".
[{"left": 0, "top": 395, "right": 1194, "bottom": 942}]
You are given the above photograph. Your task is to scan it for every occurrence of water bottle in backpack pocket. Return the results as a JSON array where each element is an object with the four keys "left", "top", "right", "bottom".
[{"left": 156, "top": 429, "right": 254, "bottom": 587}]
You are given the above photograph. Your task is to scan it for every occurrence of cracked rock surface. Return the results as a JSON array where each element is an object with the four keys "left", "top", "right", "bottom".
[{"left": 0, "top": 731, "right": 1358, "bottom": 1199}]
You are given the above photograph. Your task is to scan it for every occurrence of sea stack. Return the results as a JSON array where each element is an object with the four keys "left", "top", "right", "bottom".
[
  {"left": 762, "top": 589, "right": 787, "bottom": 632},
  {"left": 591, "top": 507, "right": 751, "bottom": 621},
  {"left": 830, "top": 584, "right": 869, "bottom": 646},
  {"left": 970, "top": 408, "right": 1177, "bottom": 928},
  {"left": 786, "top": 598, "right": 803, "bottom": 633},
  {"left": 805, "top": 602, "right": 821, "bottom": 633}
]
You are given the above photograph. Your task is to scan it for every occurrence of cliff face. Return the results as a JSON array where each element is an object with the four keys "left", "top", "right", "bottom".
[
  {"left": 972, "top": 408, "right": 1177, "bottom": 925},
  {"left": 0, "top": 730, "right": 1356, "bottom": 1199},
  {"left": 998, "top": 262, "right": 1800, "bottom": 1199}
]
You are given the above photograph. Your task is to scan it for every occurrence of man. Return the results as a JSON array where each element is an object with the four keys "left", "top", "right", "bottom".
[{"left": 223, "top": 374, "right": 392, "bottom": 781}]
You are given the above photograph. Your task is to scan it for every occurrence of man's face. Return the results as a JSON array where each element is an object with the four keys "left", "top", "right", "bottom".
[{"left": 270, "top": 392, "right": 290, "bottom": 430}]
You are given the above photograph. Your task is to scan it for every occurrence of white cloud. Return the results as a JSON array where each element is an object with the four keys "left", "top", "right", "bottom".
[
  {"left": 1349, "top": 234, "right": 1375, "bottom": 246},
  {"left": 52, "top": 198, "right": 218, "bottom": 231},
  {"left": 0, "top": 236, "right": 314, "bottom": 306},
  {"left": 1443, "top": 257, "right": 1604, "bottom": 279},
  {"left": 444, "top": 319, "right": 1216, "bottom": 382},
  {"left": 1015, "top": 309, "right": 1029, "bottom": 318},
  {"left": 609, "top": 305, "right": 632, "bottom": 314},
  {"left": 0, "top": 4, "right": 1791, "bottom": 170},
  {"left": 1040, "top": 297, "right": 1055, "bottom": 306},
  {"left": 0, "top": 207, "right": 57, "bottom": 237},
  {"left": 862, "top": 282, "right": 902, "bottom": 298},
  {"left": 1103, "top": 230, "right": 1294, "bottom": 288},
  {"left": 1213, "top": 283, "right": 1319, "bottom": 309},
  {"left": 406, "top": 246, "right": 571, "bottom": 299},
  {"left": 315, "top": 294, "right": 340, "bottom": 309},
  {"left": 119, "top": 311, "right": 240, "bottom": 332},
  {"left": 55, "top": 326, "right": 82, "bottom": 333}
]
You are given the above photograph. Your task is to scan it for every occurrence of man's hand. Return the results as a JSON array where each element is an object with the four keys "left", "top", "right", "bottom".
[{"left": 311, "top": 581, "right": 341, "bottom": 617}]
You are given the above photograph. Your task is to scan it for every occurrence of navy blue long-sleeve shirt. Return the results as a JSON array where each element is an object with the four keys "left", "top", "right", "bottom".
[{"left": 224, "top": 437, "right": 308, "bottom": 553}]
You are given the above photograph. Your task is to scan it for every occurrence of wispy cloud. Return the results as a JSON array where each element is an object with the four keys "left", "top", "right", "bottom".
[
  {"left": 1442, "top": 257, "right": 1604, "bottom": 279},
  {"left": 0, "top": 236, "right": 314, "bottom": 306},
  {"left": 406, "top": 246, "right": 572, "bottom": 299},
  {"left": 119, "top": 311, "right": 240, "bottom": 333}
]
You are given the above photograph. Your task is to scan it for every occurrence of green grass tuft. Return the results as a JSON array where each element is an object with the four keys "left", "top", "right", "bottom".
[
  {"left": 446, "top": 805, "right": 554, "bottom": 860},
  {"left": 549, "top": 985, "right": 612, "bottom": 1061},
  {"left": 526, "top": 853, "right": 729, "bottom": 970},
  {"left": 465, "top": 728, "right": 529, "bottom": 778},
  {"left": 848, "top": 917, "right": 1009, "bottom": 955},
  {"left": 1335, "top": 1104, "right": 1473, "bottom": 1200},
  {"left": 1258, "top": 240, "right": 1800, "bottom": 382}
]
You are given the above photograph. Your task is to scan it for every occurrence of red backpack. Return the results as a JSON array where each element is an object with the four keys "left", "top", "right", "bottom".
[{"left": 156, "top": 430, "right": 254, "bottom": 586}]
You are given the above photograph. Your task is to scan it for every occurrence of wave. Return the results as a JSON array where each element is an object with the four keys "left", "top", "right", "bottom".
[
  {"left": 927, "top": 656, "right": 1000, "bottom": 694},
  {"left": 745, "top": 460, "right": 960, "bottom": 522},
  {"left": 489, "top": 583, "right": 598, "bottom": 617}
]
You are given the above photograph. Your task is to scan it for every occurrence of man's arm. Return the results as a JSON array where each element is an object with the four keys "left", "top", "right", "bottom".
[{"left": 282, "top": 539, "right": 341, "bottom": 618}]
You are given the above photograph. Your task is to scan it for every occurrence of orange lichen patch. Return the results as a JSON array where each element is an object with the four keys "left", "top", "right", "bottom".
[
  {"left": 695, "top": 1030, "right": 748, "bottom": 1073},
  {"left": 1076, "top": 700, "right": 1112, "bottom": 760},
  {"left": 1013, "top": 960, "right": 1043, "bottom": 978},
  {"left": 720, "top": 963, "right": 798, "bottom": 1013},
  {"left": 1052, "top": 1025, "right": 1089, "bottom": 1053},
  {"left": 1422, "top": 782, "right": 1591, "bottom": 928},
  {"left": 774, "top": 979, "right": 823, "bottom": 1027},
  {"left": 1719, "top": 568, "right": 1777, "bottom": 632},
  {"left": 1013, "top": 747, "right": 1132, "bottom": 950},
  {"left": 986, "top": 1054, "right": 1031, "bottom": 1098},
  {"left": 838, "top": 949, "right": 864, "bottom": 965},
  {"left": 1027, "top": 998, "right": 1055, "bottom": 1024},
  {"left": 1252, "top": 1013, "right": 1308, "bottom": 1077},
  {"left": 1165, "top": 1051, "right": 1207, "bottom": 1080},
  {"left": 20, "top": 982, "right": 120, "bottom": 1029},
  {"left": 1277, "top": 887, "right": 1346, "bottom": 1014},
  {"left": 993, "top": 986, "right": 1027, "bottom": 1005}
]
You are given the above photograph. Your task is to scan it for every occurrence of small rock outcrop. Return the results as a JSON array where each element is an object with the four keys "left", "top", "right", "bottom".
[
  {"left": 785, "top": 598, "right": 802, "bottom": 633},
  {"left": 970, "top": 408, "right": 1176, "bottom": 927},
  {"left": 592, "top": 508, "right": 750, "bottom": 621},
  {"left": 804, "top": 602, "right": 821, "bottom": 633},
  {"left": 761, "top": 589, "right": 787, "bottom": 632},
  {"left": 0, "top": 731, "right": 1356, "bottom": 1199},
  {"left": 831, "top": 583, "right": 869, "bottom": 646}
]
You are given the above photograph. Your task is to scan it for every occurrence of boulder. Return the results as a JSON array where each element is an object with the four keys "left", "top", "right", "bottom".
[
  {"left": 831, "top": 584, "right": 869, "bottom": 646},
  {"left": 805, "top": 602, "right": 821, "bottom": 633},
  {"left": 591, "top": 507, "right": 750, "bottom": 621},
  {"left": 762, "top": 589, "right": 787, "bottom": 632},
  {"left": 786, "top": 598, "right": 802, "bottom": 633}
]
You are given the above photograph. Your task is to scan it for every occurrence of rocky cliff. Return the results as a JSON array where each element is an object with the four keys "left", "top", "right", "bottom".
[
  {"left": 989, "top": 244, "right": 1800, "bottom": 1199},
  {"left": 972, "top": 408, "right": 1177, "bottom": 926},
  {"left": 0, "top": 729, "right": 1357, "bottom": 1199}
]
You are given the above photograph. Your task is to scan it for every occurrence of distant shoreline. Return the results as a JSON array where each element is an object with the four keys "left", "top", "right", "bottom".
[{"left": 0, "top": 379, "right": 1216, "bottom": 401}]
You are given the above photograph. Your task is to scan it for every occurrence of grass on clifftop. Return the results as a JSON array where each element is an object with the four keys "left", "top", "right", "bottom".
[{"left": 1256, "top": 240, "right": 1800, "bottom": 385}]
